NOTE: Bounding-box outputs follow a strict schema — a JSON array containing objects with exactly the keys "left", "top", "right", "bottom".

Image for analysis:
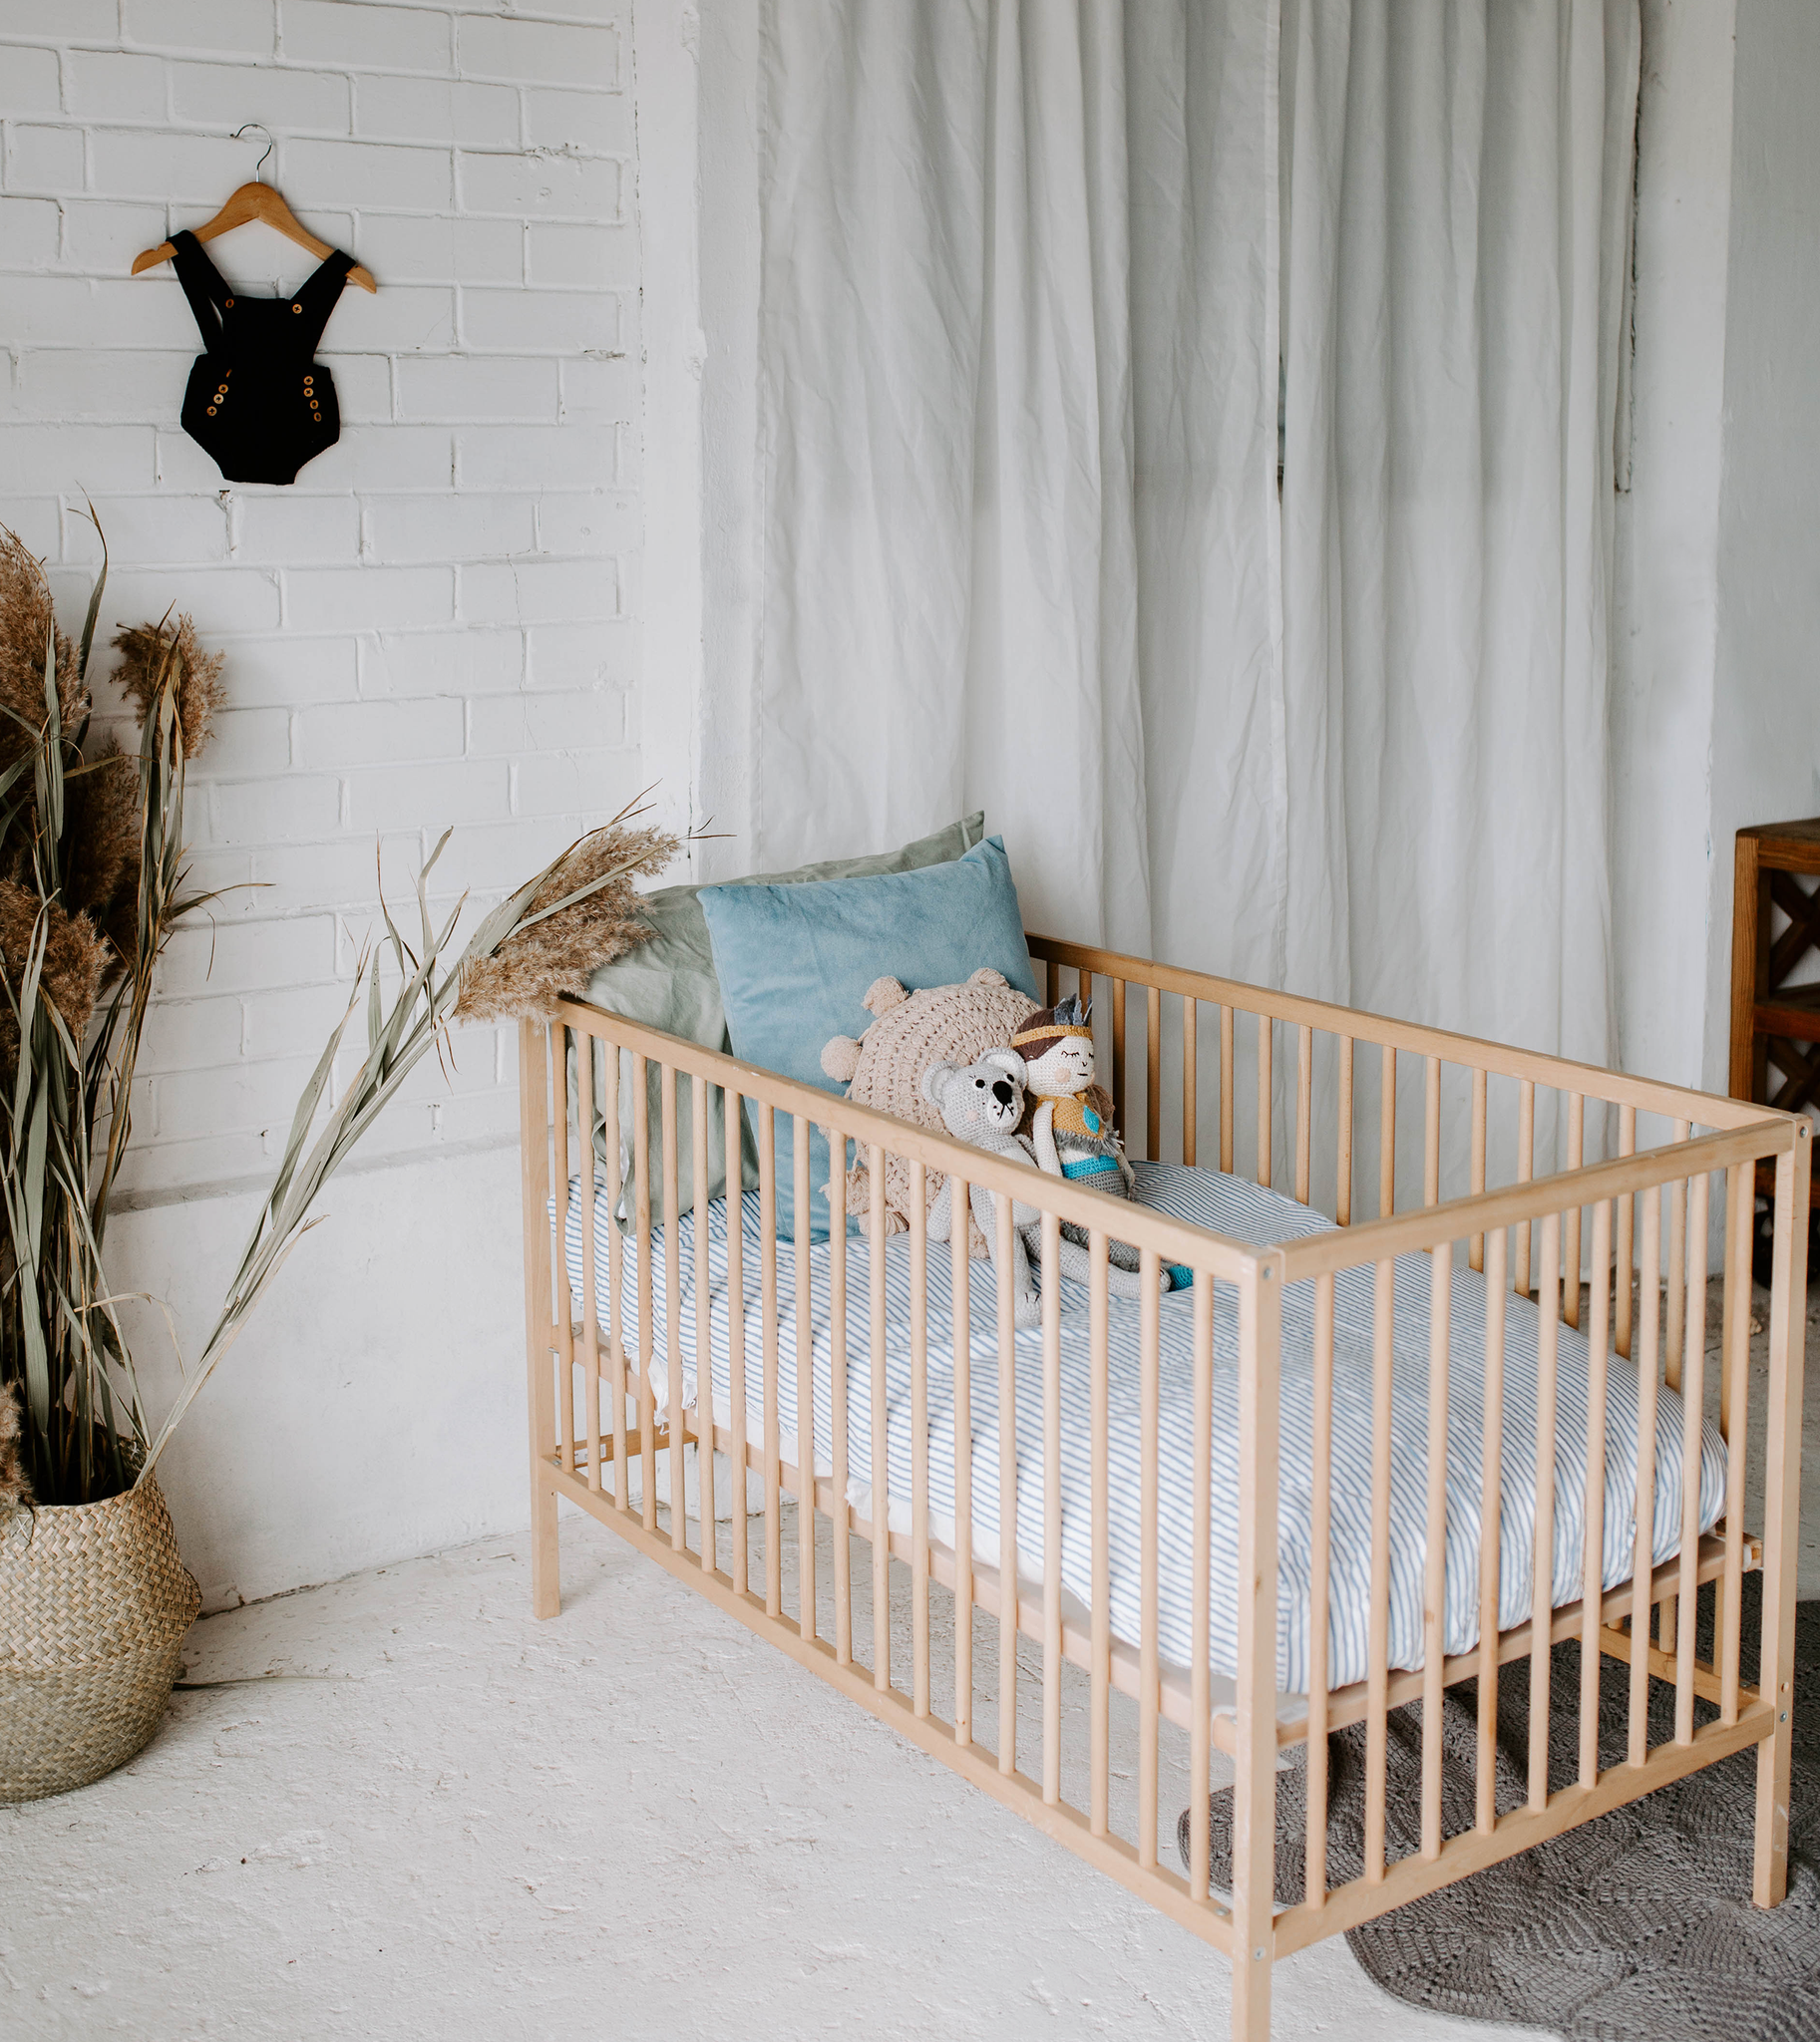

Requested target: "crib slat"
[
  {"left": 1564, "top": 1094, "right": 1585, "bottom": 1329},
  {"left": 554, "top": 1032, "right": 575, "bottom": 1479},
  {"left": 1220, "top": 1006, "right": 1236, "bottom": 1176},
  {"left": 662, "top": 1063, "right": 686, "bottom": 1555},
  {"left": 1660, "top": 1126, "right": 1690, "bottom": 1663},
  {"left": 576, "top": 1031, "right": 602, "bottom": 1499},
  {"left": 1337, "top": 1037, "right": 1355, "bottom": 1226},
  {"left": 1628, "top": 1185, "right": 1662, "bottom": 1767},
  {"left": 693, "top": 1075, "right": 711, "bottom": 1561},
  {"left": 1665, "top": 1123, "right": 1690, "bottom": 1392},
  {"left": 1422, "top": 1242, "right": 1451, "bottom": 1856},
  {"left": 1183, "top": 996, "right": 1199, "bottom": 1168},
  {"left": 1529, "top": 1212, "right": 1561, "bottom": 1811},
  {"left": 1139, "top": 1246, "right": 1162, "bottom": 1868},
  {"left": 798, "top": 1118, "right": 817, "bottom": 1641},
  {"left": 1379, "top": 1046, "right": 1396, "bottom": 1220},
  {"left": 633, "top": 1053, "right": 656, "bottom": 1533},
  {"left": 1189, "top": 1266, "right": 1215, "bottom": 1901},
  {"left": 1365, "top": 1255, "right": 1395, "bottom": 1881},
  {"left": 1113, "top": 978, "right": 1128, "bottom": 1141},
  {"left": 760, "top": 1104, "right": 781, "bottom": 1617},
  {"left": 1423, "top": 1056, "right": 1441, "bottom": 1209},
  {"left": 1616, "top": 1106, "right": 1637, "bottom": 1359},
  {"left": 951, "top": 1173, "right": 971, "bottom": 1744},
  {"left": 1046, "top": 955, "right": 1060, "bottom": 1005},
  {"left": 1515, "top": 1080, "right": 1535, "bottom": 1299},
  {"left": 1580, "top": 1200, "right": 1613, "bottom": 1789},
  {"left": 869, "top": 1145, "right": 890, "bottom": 1696},
  {"left": 1147, "top": 985, "right": 1162, "bottom": 1163},
  {"left": 1674, "top": 1169, "right": 1710, "bottom": 1744},
  {"left": 1305, "top": 1270, "right": 1335, "bottom": 1903},
  {"left": 910, "top": 1160, "right": 929, "bottom": 1716},
  {"left": 1477, "top": 1226, "right": 1508, "bottom": 1830},
  {"left": 827, "top": 1123, "right": 851, "bottom": 1664},
  {"left": 1295, "top": 1024, "right": 1313, "bottom": 1204},
  {"left": 1089, "top": 1229, "right": 1111, "bottom": 1838},
  {"left": 1258, "top": 1013, "right": 1274, "bottom": 1190},
  {"left": 997, "top": 1188, "right": 1018, "bottom": 1776},
  {"left": 606, "top": 1043, "right": 626, "bottom": 1509},
  {"left": 1469, "top": 1069, "right": 1488, "bottom": 1271},
  {"left": 1042, "top": 1213, "right": 1063, "bottom": 1808},
  {"left": 725, "top": 1088, "right": 745, "bottom": 1593},
  {"left": 1719, "top": 1161, "right": 1752, "bottom": 1722}
]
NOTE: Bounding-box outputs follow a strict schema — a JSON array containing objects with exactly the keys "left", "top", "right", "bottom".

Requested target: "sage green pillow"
[{"left": 566, "top": 814, "right": 985, "bottom": 1220}]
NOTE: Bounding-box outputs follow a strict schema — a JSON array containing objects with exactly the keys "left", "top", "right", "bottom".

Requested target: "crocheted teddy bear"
[{"left": 820, "top": 967, "right": 1039, "bottom": 1252}]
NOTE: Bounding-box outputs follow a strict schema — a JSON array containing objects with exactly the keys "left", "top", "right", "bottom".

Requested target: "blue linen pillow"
[{"left": 698, "top": 837, "right": 1039, "bottom": 1241}]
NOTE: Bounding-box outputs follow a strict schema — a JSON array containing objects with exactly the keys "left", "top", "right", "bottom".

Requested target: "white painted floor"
[{"left": 4, "top": 1279, "right": 1814, "bottom": 2042}]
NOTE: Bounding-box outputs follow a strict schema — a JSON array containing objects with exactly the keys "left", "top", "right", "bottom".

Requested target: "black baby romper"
[{"left": 171, "top": 229, "right": 355, "bottom": 486}]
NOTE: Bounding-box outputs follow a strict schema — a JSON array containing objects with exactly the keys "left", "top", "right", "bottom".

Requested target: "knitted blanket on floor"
[{"left": 1184, "top": 1576, "right": 1820, "bottom": 2042}]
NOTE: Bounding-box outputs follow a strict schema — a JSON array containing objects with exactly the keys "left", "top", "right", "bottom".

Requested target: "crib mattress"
[{"left": 557, "top": 1162, "right": 1726, "bottom": 1696}]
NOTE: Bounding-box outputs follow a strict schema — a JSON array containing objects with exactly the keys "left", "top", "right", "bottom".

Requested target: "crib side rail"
[
  {"left": 520, "top": 998, "right": 1264, "bottom": 1959},
  {"left": 1261, "top": 1106, "right": 1807, "bottom": 1951}
]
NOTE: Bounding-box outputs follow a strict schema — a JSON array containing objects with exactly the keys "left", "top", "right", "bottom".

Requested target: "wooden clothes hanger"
[{"left": 132, "top": 125, "right": 378, "bottom": 293}]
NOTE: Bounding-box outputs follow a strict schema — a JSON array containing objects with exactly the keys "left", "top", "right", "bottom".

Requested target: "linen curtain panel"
[{"left": 732, "top": 0, "right": 1639, "bottom": 1165}]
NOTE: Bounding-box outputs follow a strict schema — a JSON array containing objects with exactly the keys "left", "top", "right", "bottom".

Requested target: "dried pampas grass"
[
  {"left": 61, "top": 744, "right": 142, "bottom": 984},
  {"left": 0, "top": 530, "right": 84, "bottom": 773},
  {"left": 452, "top": 811, "right": 678, "bottom": 1023},
  {"left": 0, "top": 1380, "right": 29, "bottom": 1515},
  {"left": 0, "top": 879, "right": 108, "bottom": 1044},
  {"left": 112, "top": 615, "right": 224, "bottom": 760}
]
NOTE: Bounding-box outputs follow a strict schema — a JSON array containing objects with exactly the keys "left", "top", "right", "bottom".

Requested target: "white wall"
[
  {"left": 0, "top": 0, "right": 674, "bottom": 1605},
  {"left": 1611, "top": 0, "right": 1736, "bottom": 1095},
  {"left": 1704, "top": 0, "right": 1820, "bottom": 1081},
  {"left": 1614, "top": 0, "right": 1820, "bottom": 1107}
]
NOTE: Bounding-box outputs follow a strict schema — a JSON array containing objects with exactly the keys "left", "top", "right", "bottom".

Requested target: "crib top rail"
[
  {"left": 1272, "top": 1116, "right": 1803, "bottom": 1281},
  {"left": 547, "top": 991, "right": 1258, "bottom": 1282},
  {"left": 1025, "top": 931, "right": 1785, "bottom": 1135}
]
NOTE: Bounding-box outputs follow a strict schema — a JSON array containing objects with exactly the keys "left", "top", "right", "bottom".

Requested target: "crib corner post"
[
  {"left": 1232, "top": 1249, "right": 1283, "bottom": 2040},
  {"left": 1754, "top": 1123, "right": 1810, "bottom": 1906},
  {"left": 521, "top": 1015, "right": 561, "bottom": 1619}
]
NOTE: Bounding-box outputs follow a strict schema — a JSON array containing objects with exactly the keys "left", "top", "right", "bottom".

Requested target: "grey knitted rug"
[{"left": 1181, "top": 1578, "right": 1820, "bottom": 2040}]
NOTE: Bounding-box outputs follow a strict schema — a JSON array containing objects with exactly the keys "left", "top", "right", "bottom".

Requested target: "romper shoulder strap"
[
  {"left": 170, "top": 229, "right": 229, "bottom": 349},
  {"left": 292, "top": 250, "right": 356, "bottom": 350}
]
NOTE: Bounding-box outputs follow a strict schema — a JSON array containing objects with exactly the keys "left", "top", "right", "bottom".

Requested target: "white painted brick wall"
[{"left": 0, "top": 0, "right": 645, "bottom": 1198}]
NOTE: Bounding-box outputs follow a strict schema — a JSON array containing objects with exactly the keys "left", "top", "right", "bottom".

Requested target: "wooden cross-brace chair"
[{"left": 1730, "top": 818, "right": 1820, "bottom": 1276}]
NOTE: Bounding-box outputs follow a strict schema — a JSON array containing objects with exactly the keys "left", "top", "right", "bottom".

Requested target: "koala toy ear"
[
  {"left": 967, "top": 967, "right": 1009, "bottom": 989},
  {"left": 920, "top": 1061, "right": 958, "bottom": 1107},
  {"left": 863, "top": 976, "right": 910, "bottom": 1017},
  {"left": 821, "top": 1036, "right": 863, "bottom": 1084},
  {"left": 978, "top": 1048, "right": 1027, "bottom": 1085}
]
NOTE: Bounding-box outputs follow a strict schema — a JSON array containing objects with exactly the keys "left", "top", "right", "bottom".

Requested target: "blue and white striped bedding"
[{"left": 559, "top": 1163, "right": 1726, "bottom": 1695}]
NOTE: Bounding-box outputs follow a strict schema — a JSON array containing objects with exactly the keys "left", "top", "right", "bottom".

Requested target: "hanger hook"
[{"left": 232, "top": 123, "right": 274, "bottom": 181}]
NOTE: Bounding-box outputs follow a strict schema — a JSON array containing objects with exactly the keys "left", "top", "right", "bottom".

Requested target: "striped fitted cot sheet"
[{"left": 558, "top": 1162, "right": 1726, "bottom": 1696}]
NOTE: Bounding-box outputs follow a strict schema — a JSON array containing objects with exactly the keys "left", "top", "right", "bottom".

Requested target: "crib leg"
[
  {"left": 1232, "top": 1944, "right": 1273, "bottom": 2041},
  {"left": 1752, "top": 1129, "right": 1808, "bottom": 1908},
  {"left": 531, "top": 1465, "right": 561, "bottom": 1619}
]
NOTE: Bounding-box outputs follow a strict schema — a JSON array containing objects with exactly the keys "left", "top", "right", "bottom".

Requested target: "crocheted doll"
[{"left": 1010, "top": 996, "right": 1143, "bottom": 1271}]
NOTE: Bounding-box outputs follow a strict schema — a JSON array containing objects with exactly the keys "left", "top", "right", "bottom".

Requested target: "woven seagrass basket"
[{"left": 0, "top": 1475, "right": 201, "bottom": 1803}]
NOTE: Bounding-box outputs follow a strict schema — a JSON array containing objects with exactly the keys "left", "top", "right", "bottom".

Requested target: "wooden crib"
[{"left": 516, "top": 934, "right": 1810, "bottom": 2041}]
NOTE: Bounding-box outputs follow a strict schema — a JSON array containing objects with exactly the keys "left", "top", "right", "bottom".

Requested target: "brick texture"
[{"left": 0, "top": 1, "right": 641, "bottom": 1195}]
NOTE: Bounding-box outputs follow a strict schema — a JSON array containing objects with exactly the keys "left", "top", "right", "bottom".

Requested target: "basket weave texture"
[{"left": 0, "top": 1475, "right": 200, "bottom": 1803}]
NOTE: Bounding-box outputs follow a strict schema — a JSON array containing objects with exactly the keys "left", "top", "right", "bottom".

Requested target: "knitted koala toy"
[
  {"left": 921, "top": 1052, "right": 1162, "bottom": 1324},
  {"left": 820, "top": 967, "right": 1039, "bottom": 1252}
]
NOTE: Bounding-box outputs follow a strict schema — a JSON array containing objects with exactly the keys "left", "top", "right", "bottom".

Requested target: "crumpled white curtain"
[
  {"left": 731, "top": 0, "right": 1638, "bottom": 1082},
  {"left": 1279, "top": 0, "right": 1639, "bottom": 1071},
  {"left": 748, "top": 0, "right": 1276, "bottom": 953}
]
